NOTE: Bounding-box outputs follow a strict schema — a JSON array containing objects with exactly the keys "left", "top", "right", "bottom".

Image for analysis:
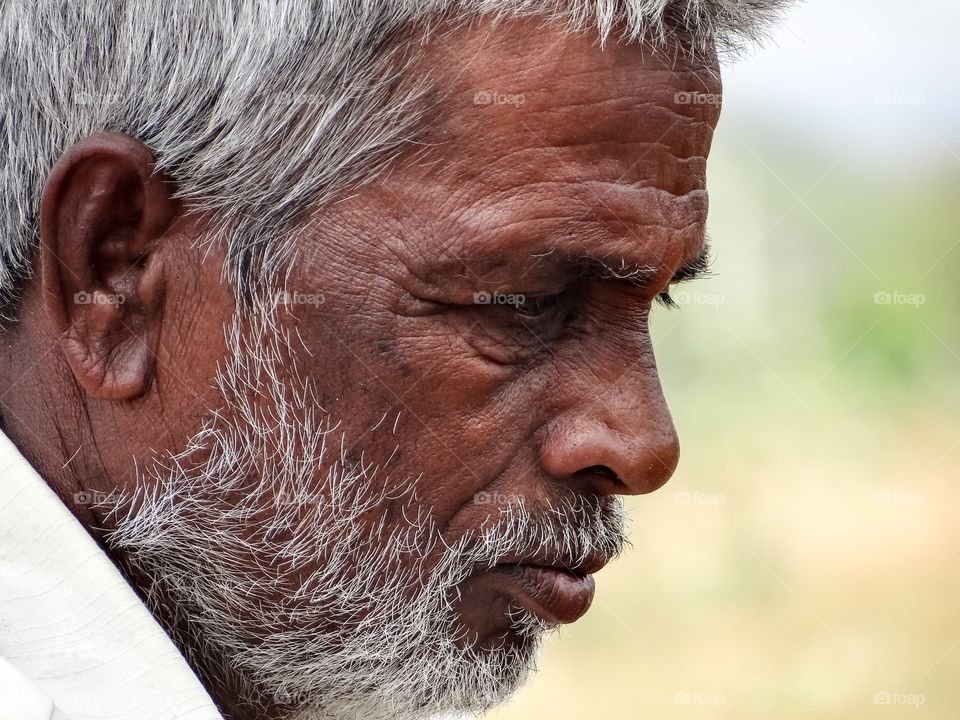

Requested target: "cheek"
[
  {"left": 279, "top": 263, "right": 557, "bottom": 525},
  {"left": 275, "top": 300, "right": 518, "bottom": 520},
  {"left": 373, "top": 332, "right": 563, "bottom": 525}
]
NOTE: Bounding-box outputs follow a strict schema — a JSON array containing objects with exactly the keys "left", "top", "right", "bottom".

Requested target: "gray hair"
[{"left": 0, "top": 0, "right": 791, "bottom": 322}]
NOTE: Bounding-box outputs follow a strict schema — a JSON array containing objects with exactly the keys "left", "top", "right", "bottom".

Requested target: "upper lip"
[{"left": 493, "top": 552, "right": 612, "bottom": 577}]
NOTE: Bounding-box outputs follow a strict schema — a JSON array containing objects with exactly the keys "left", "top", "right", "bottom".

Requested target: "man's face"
[
  {"left": 108, "top": 18, "right": 722, "bottom": 720},
  {"left": 294, "top": 18, "right": 721, "bottom": 629}
]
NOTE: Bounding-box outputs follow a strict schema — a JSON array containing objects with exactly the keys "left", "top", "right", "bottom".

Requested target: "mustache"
[{"left": 453, "top": 494, "right": 629, "bottom": 576}]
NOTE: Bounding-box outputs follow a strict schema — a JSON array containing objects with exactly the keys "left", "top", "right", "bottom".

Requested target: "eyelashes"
[{"left": 656, "top": 290, "right": 679, "bottom": 310}]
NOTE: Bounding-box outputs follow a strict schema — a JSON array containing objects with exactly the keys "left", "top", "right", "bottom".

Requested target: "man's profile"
[{"left": 0, "top": 2, "right": 789, "bottom": 718}]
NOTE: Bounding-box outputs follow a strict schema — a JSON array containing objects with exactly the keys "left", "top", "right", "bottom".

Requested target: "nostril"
[{"left": 574, "top": 464, "right": 619, "bottom": 483}]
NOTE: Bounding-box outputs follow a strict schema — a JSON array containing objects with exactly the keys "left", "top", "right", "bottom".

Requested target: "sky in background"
[{"left": 722, "top": 0, "right": 960, "bottom": 171}]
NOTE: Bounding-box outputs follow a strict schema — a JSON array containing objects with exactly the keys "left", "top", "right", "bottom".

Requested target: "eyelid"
[
  {"left": 510, "top": 291, "right": 563, "bottom": 318},
  {"left": 473, "top": 289, "right": 562, "bottom": 314}
]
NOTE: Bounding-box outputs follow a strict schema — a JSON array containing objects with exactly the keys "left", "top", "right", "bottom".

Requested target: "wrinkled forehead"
[
  {"left": 419, "top": 16, "right": 722, "bottom": 141},
  {"left": 382, "top": 18, "right": 722, "bottom": 271}
]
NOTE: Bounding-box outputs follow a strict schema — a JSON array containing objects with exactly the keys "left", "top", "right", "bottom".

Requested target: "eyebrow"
[{"left": 567, "top": 237, "right": 713, "bottom": 288}]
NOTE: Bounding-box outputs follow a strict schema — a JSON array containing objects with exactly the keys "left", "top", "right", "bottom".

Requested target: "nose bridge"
[{"left": 583, "top": 326, "right": 672, "bottom": 435}]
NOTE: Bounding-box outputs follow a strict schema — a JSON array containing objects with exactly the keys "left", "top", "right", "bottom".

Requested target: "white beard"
[{"left": 104, "top": 300, "right": 626, "bottom": 719}]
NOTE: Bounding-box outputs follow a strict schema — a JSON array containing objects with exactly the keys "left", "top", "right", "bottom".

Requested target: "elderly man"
[{"left": 0, "top": 1, "right": 787, "bottom": 719}]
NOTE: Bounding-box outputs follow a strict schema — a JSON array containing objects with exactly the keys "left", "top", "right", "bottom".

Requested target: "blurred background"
[{"left": 491, "top": 1, "right": 960, "bottom": 718}]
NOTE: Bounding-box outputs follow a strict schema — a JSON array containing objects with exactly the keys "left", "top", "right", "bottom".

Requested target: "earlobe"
[{"left": 40, "top": 133, "right": 175, "bottom": 401}]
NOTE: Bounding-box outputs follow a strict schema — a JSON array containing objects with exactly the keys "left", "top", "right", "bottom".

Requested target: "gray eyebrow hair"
[{"left": 566, "top": 237, "right": 714, "bottom": 288}]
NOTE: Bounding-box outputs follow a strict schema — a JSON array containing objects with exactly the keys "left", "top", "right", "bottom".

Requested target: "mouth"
[
  {"left": 489, "top": 564, "right": 595, "bottom": 624},
  {"left": 483, "top": 554, "right": 610, "bottom": 625}
]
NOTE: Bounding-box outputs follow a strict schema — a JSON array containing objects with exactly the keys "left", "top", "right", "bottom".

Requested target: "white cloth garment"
[{"left": 0, "top": 430, "right": 224, "bottom": 720}]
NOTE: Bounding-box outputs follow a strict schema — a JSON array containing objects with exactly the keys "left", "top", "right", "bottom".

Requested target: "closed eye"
[{"left": 511, "top": 293, "right": 561, "bottom": 319}]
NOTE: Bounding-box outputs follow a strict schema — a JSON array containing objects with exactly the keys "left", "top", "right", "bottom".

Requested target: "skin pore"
[{"left": 0, "top": 16, "right": 721, "bottom": 720}]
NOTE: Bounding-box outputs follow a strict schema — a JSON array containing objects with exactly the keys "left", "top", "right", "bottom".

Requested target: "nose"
[{"left": 538, "top": 378, "right": 681, "bottom": 497}]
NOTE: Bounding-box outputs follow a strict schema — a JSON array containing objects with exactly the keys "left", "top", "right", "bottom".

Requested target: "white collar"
[{"left": 0, "top": 429, "right": 224, "bottom": 720}]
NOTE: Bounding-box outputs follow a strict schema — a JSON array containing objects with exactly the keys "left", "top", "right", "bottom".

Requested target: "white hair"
[
  {"left": 103, "top": 298, "right": 627, "bottom": 718},
  {"left": 0, "top": 0, "right": 791, "bottom": 322}
]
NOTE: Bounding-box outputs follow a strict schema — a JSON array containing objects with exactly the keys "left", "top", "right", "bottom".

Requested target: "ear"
[{"left": 40, "top": 132, "right": 176, "bottom": 401}]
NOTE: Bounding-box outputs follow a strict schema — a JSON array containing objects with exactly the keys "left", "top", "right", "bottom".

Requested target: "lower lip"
[{"left": 491, "top": 564, "right": 596, "bottom": 624}]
